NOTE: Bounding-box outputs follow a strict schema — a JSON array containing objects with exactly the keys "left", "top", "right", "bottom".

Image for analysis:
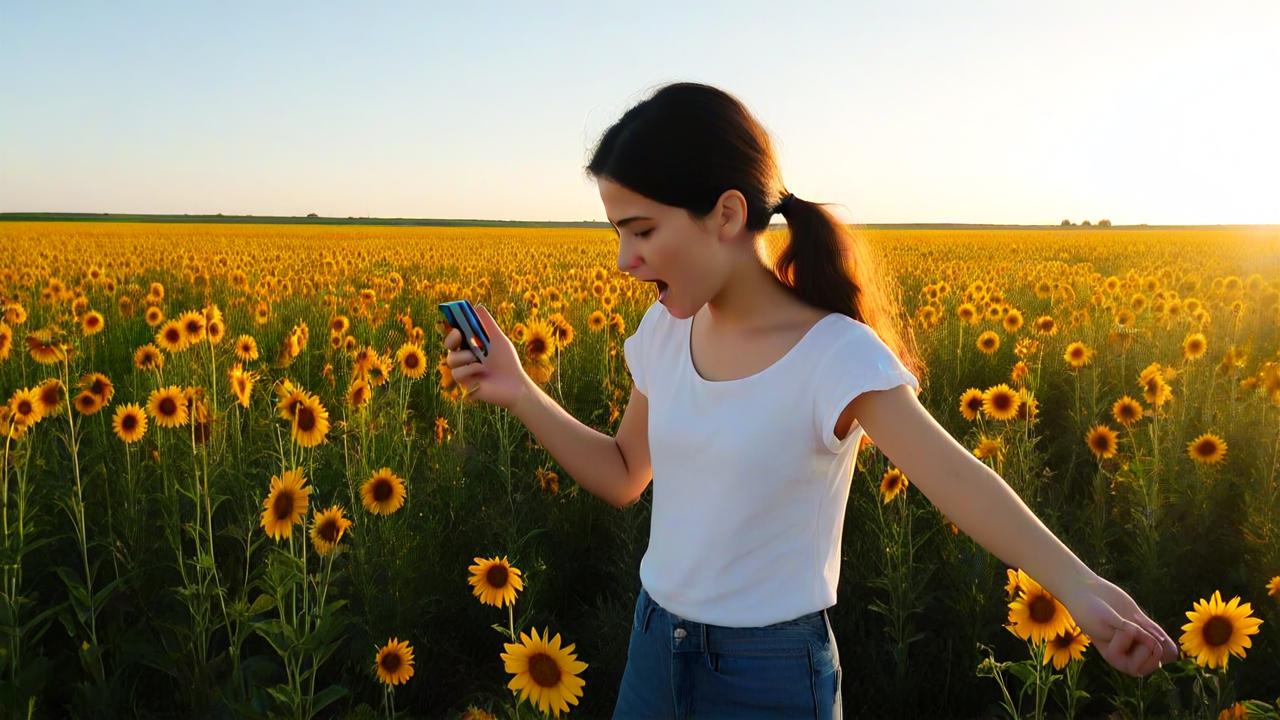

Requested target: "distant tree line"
[{"left": 1061, "top": 218, "right": 1112, "bottom": 226}]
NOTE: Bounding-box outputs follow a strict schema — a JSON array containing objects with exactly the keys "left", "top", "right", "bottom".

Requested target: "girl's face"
[{"left": 599, "top": 177, "right": 727, "bottom": 319}]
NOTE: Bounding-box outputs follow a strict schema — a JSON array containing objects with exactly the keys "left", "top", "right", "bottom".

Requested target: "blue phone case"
[{"left": 438, "top": 300, "right": 491, "bottom": 362}]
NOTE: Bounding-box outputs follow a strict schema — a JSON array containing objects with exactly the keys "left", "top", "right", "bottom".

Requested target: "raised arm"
[{"left": 846, "top": 383, "right": 1181, "bottom": 676}]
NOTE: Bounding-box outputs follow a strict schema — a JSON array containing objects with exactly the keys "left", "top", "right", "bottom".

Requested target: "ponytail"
[{"left": 773, "top": 196, "right": 926, "bottom": 387}]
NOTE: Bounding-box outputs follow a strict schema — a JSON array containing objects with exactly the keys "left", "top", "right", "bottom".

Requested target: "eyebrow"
[{"left": 608, "top": 216, "right": 652, "bottom": 229}]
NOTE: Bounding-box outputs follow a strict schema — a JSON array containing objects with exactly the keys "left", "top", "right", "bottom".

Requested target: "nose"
[{"left": 618, "top": 246, "right": 643, "bottom": 275}]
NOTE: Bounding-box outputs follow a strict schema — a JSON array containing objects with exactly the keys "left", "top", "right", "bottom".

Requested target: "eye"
[{"left": 637, "top": 229, "right": 654, "bottom": 238}]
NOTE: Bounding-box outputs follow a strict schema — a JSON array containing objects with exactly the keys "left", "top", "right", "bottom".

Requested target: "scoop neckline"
[{"left": 684, "top": 309, "right": 841, "bottom": 385}]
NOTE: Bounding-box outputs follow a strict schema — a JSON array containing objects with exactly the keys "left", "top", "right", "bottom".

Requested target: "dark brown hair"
[{"left": 586, "top": 81, "right": 925, "bottom": 388}]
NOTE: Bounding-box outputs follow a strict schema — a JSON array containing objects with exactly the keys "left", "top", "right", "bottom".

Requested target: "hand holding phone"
[
  {"left": 439, "top": 301, "right": 528, "bottom": 412},
  {"left": 438, "top": 300, "right": 491, "bottom": 363}
]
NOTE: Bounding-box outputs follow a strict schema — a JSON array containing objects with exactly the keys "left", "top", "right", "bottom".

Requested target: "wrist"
[{"left": 508, "top": 377, "right": 537, "bottom": 416}]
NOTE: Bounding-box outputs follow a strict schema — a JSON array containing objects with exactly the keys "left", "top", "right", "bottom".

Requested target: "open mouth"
[{"left": 654, "top": 279, "right": 669, "bottom": 301}]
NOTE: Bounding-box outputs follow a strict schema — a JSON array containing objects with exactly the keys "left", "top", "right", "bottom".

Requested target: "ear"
[{"left": 710, "top": 188, "right": 748, "bottom": 239}]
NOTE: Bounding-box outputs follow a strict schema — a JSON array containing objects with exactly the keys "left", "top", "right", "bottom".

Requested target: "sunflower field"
[{"left": 0, "top": 220, "right": 1278, "bottom": 719}]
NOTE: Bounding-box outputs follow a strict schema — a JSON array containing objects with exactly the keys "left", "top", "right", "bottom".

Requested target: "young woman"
[{"left": 443, "top": 82, "right": 1180, "bottom": 719}]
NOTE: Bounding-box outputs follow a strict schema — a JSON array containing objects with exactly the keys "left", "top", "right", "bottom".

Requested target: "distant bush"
[{"left": 1098, "top": 218, "right": 1112, "bottom": 226}]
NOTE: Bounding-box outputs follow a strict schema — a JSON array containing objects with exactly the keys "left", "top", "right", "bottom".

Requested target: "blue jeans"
[{"left": 613, "top": 585, "right": 842, "bottom": 719}]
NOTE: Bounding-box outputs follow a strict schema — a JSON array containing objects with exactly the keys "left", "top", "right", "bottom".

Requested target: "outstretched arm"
[{"left": 847, "top": 383, "right": 1181, "bottom": 676}]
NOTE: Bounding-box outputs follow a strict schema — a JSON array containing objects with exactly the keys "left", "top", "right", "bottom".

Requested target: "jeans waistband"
[{"left": 639, "top": 585, "right": 831, "bottom": 654}]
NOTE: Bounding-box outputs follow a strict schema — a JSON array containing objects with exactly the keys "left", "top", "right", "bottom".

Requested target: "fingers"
[
  {"left": 445, "top": 327, "right": 460, "bottom": 350},
  {"left": 1107, "top": 620, "right": 1159, "bottom": 677},
  {"left": 1132, "top": 612, "right": 1180, "bottom": 663}
]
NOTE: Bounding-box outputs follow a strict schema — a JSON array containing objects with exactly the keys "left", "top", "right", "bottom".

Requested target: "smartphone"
[{"left": 438, "top": 300, "right": 491, "bottom": 363}]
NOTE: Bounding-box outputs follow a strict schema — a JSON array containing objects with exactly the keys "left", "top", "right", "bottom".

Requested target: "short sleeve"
[
  {"left": 623, "top": 301, "right": 662, "bottom": 397},
  {"left": 814, "top": 322, "right": 920, "bottom": 453}
]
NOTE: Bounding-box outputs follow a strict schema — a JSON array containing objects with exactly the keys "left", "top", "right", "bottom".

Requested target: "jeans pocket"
[{"left": 704, "top": 646, "right": 817, "bottom": 717}]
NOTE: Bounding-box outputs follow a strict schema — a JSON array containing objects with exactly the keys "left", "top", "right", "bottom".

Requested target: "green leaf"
[
  {"left": 309, "top": 685, "right": 348, "bottom": 715},
  {"left": 248, "top": 593, "right": 277, "bottom": 616}
]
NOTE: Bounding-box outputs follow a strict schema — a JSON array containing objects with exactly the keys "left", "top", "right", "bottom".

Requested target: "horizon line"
[{"left": 2, "top": 211, "right": 1277, "bottom": 230}]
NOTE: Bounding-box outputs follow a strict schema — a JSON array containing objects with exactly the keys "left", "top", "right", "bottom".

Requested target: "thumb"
[{"left": 474, "top": 304, "right": 494, "bottom": 330}]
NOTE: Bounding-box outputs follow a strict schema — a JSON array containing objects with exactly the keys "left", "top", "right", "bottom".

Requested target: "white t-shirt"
[{"left": 622, "top": 300, "right": 921, "bottom": 627}]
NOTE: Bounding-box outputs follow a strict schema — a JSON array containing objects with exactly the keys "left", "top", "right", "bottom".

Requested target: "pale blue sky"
[{"left": 2, "top": 1, "right": 1276, "bottom": 224}]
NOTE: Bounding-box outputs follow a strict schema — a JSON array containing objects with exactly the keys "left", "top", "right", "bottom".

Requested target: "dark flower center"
[
  {"left": 1029, "top": 595, "right": 1057, "bottom": 624},
  {"left": 318, "top": 518, "right": 340, "bottom": 543},
  {"left": 486, "top": 565, "right": 509, "bottom": 588},
  {"left": 122, "top": 414, "right": 137, "bottom": 431},
  {"left": 272, "top": 490, "right": 295, "bottom": 520},
  {"left": 528, "top": 653, "right": 562, "bottom": 688},
  {"left": 1202, "top": 616, "right": 1233, "bottom": 647},
  {"left": 372, "top": 478, "right": 392, "bottom": 502},
  {"left": 380, "top": 652, "right": 401, "bottom": 673},
  {"left": 159, "top": 397, "right": 177, "bottom": 416},
  {"left": 296, "top": 406, "right": 316, "bottom": 432}
]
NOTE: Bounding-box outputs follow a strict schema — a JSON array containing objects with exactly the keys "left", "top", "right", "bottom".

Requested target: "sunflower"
[
  {"left": 329, "top": 315, "right": 349, "bottom": 335},
  {"left": 1187, "top": 432, "right": 1227, "bottom": 465},
  {"left": 228, "top": 363, "right": 256, "bottom": 408},
  {"left": 1042, "top": 625, "right": 1091, "bottom": 669},
  {"left": 290, "top": 394, "right": 330, "bottom": 447},
  {"left": 179, "top": 310, "right": 207, "bottom": 345},
  {"left": 460, "top": 706, "right": 498, "bottom": 720},
  {"left": 0, "top": 321, "right": 11, "bottom": 361},
  {"left": 373, "top": 637, "right": 415, "bottom": 686},
  {"left": 366, "top": 352, "right": 391, "bottom": 386},
  {"left": 206, "top": 318, "right": 225, "bottom": 345},
  {"left": 25, "top": 329, "right": 70, "bottom": 365},
  {"left": 361, "top": 467, "right": 406, "bottom": 515},
  {"left": 144, "top": 305, "right": 165, "bottom": 327},
  {"left": 1265, "top": 576, "right": 1279, "bottom": 598},
  {"left": 1183, "top": 332, "right": 1208, "bottom": 361},
  {"left": 500, "top": 626, "right": 588, "bottom": 719},
  {"left": 959, "top": 388, "right": 985, "bottom": 421},
  {"left": 976, "top": 330, "right": 999, "bottom": 355},
  {"left": 1111, "top": 396, "right": 1144, "bottom": 427},
  {"left": 347, "top": 377, "right": 370, "bottom": 408},
  {"left": 4, "top": 303, "right": 27, "bottom": 325},
  {"left": 234, "top": 334, "right": 259, "bottom": 361},
  {"left": 1063, "top": 341, "right": 1094, "bottom": 369},
  {"left": 1085, "top": 424, "right": 1118, "bottom": 460},
  {"left": 879, "top": 467, "right": 909, "bottom": 504},
  {"left": 111, "top": 403, "right": 148, "bottom": 444},
  {"left": 7, "top": 387, "right": 44, "bottom": 430},
  {"left": 35, "top": 378, "right": 66, "bottom": 417},
  {"left": 1179, "top": 589, "right": 1263, "bottom": 670},
  {"left": 396, "top": 343, "right": 428, "bottom": 380},
  {"left": 74, "top": 391, "right": 104, "bottom": 416},
  {"left": 982, "top": 384, "right": 1021, "bottom": 421},
  {"left": 275, "top": 380, "right": 306, "bottom": 421},
  {"left": 155, "top": 319, "right": 189, "bottom": 353},
  {"left": 79, "top": 371, "right": 114, "bottom": 406},
  {"left": 1005, "top": 568, "right": 1023, "bottom": 599},
  {"left": 147, "top": 386, "right": 190, "bottom": 428},
  {"left": 259, "top": 468, "right": 311, "bottom": 541},
  {"left": 523, "top": 320, "right": 558, "bottom": 362},
  {"left": 973, "top": 435, "right": 1005, "bottom": 462},
  {"left": 467, "top": 555, "right": 525, "bottom": 608},
  {"left": 133, "top": 343, "right": 165, "bottom": 371},
  {"left": 1008, "top": 569, "right": 1075, "bottom": 645},
  {"left": 81, "top": 310, "right": 104, "bottom": 336},
  {"left": 309, "top": 505, "right": 352, "bottom": 556}
]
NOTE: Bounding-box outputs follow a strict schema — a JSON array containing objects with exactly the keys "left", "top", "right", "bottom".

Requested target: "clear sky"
[{"left": 2, "top": 1, "right": 1276, "bottom": 225}]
